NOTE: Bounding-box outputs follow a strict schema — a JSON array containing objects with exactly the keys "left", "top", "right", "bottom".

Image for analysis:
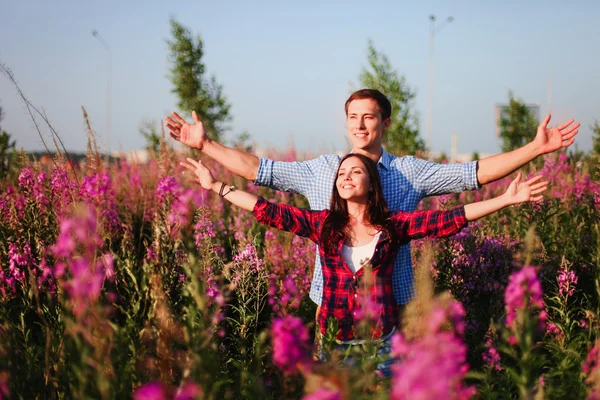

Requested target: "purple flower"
[
  {"left": 48, "top": 205, "right": 112, "bottom": 317},
  {"left": 133, "top": 382, "right": 166, "bottom": 400},
  {"left": 504, "top": 266, "right": 546, "bottom": 335},
  {"left": 271, "top": 316, "right": 312, "bottom": 374},
  {"left": 156, "top": 175, "right": 179, "bottom": 202},
  {"left": 482, "top": 337, "right": 502, "bottom": 371},
  {"left": 558, "top": 268, "right": 578, "bottom": 297},
  {"left": 233, "top": 243, "right": 263, "bottom": 272},
  {"left": 391, "top": 332, "right": 475, "bottom": 400},
  {"left": 18, "top": 167, "right": 34, "bottom": 190}
]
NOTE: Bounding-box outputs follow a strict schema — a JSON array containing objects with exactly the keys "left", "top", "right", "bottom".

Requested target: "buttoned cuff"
[
  {"left": 463, "top": 161, "right": 482, "bottom": 190},
  {"left": 452, "top": 205, "right": 468, "bottom": 229},
  {"left": 254, "top": 158, "right": 273, "bottom": 187},
  {"left": 252, "top": 196, "right": 270, "bottom": 222}
]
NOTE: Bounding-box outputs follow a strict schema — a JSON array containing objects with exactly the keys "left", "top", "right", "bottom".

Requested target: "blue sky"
[{"left": 1, "top": 0, "right": 598, "bottom": 156}]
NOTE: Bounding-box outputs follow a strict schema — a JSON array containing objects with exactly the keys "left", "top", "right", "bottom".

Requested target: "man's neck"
[{"left": 351, "top": 147, "right": 383, "bottom": 164}]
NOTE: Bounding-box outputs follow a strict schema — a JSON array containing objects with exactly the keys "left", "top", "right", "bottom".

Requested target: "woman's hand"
[
  {"left": 503, "top": 172, "right": 548, "bottom": 205},
  {"left": 180, "top": 158, "right": 215, "bottom": 190}
]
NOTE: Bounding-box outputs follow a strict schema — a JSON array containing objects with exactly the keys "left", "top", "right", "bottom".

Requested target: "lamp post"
[
  {"left": 426, "top": 15, "right": 454, "bottom": 157},
  {"left": 92, "top": 29, "right": 111, "bottom": 157}
]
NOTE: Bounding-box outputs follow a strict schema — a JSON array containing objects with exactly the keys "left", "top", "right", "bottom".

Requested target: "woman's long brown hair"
[{"left": 320, "top": 153, "right": 392, "bottom": 254}]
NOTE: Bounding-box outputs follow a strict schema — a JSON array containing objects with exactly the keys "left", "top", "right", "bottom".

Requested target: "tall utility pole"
[
  {"left": 92, "top": 30, "right": 111, "bottom": 156},
  {"left": 426, "top": 14, "right": 454, "bottom": 157}
]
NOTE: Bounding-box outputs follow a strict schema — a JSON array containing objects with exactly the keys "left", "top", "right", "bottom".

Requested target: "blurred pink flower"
[
  {"left": 303, "top": 386, "right": 342, "bottom": 400},
  {"left": 133, "top": 382, "right": 166, "bottom": 400},
  {"left": 391, "top": 332, "right": 475, "bottom": 400},
  {"left": 271, "top": 315, "right": 312, "bottom": 374},
  {"left": 505, "top": 266, "right": 546, "bottom": 333}
]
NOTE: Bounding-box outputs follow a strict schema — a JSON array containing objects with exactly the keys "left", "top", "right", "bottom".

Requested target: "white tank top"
[{"left": 342, "top": 231, "right": 381, "bottom": 274}]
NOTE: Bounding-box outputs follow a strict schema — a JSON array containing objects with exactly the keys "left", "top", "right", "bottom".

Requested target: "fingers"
[
  {"left": 524, "top": 175, "right": 543, "bottom": 185},
  {"left": 541, "top": 114, "right": 551, "bottom": 128},
  {"left": 512, "top": 171, "right": 523, "bottom": 184},
  {"left": 529, "top": 181, "right": 548, "bottom": 191},
  {"left": 562, "top": 138, "right": 575, "bottom": 147},
  {"left": 529, "top": 185, "right": 548, "bottom": 196},
  {"left": 180, "top": 162, "right": 196, "bottom": 172},
  {"left": 557, "top": 118, "right": 576, "bottom": 131},
  {"left": 531, "top": 195, "right": 545, "bottom": 202},
  {"left": 171, "top": 111, "right": 187, "bottom": 125},
  {"left": 561, "top": 126, "right": 579, "bottom": 140},
  {"left": 192, "top": 110, "right": 199, "bottom": 123},
  {"left": 169, "top": 131, "right": 181, "bottom": 142},
  {"left": 185, "top": 157, "right": 202, "bottom": 168},
  {"left": 166, "top": 122, "right": 181, "bottom": 134}
]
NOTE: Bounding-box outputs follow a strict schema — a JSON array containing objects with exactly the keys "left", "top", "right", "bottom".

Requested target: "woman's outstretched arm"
[
  {"left": 181, "top": 158, "right": 324, "bottom": 242},
  {"left": 464, "top": 172, "right": 547, "bottom": 221},
  {"left": 392, "top": 172, "right": 548, "bottom": 241}
]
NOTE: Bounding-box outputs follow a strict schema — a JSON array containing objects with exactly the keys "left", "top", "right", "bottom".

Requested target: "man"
[{"left": 166, "top": 89, "right": 579, "bottom": 312}]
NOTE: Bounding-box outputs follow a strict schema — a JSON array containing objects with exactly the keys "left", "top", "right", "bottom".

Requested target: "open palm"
[
  {"left": 504, "top": 172, "right": 548, "bottom": 205},
  {"left": 534, "top": 114, "right": 580, "bottom": 155},
  {"left": 165, "top": 111, "right": 208, "bottom": 150},
  {"left": 180, "top": 158, "right": 215, "bottom": 190}
]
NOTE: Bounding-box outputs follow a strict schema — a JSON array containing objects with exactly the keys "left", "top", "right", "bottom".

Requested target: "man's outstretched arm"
[
  {"left": 166, "top": 111, "right": 259, "bottom": 181},
  {"left": 476, "top": 114, "right": 579, "bottom": 185}
]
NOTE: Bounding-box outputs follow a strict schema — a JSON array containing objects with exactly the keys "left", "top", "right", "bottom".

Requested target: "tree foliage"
[
  {"left": 499, "top": 92, "right": 538, "bottom": 152},
  {"left": 139, "top": 119, "right": 162, "bottom": 154},
  {"left": 0, "top": 102, "right": 16, "bottom": 179},
  {"left": 167, "top": 18, "right": 231, "bottom": 142},
  {"left": 591, "top": 120, "right": 600, "bottom": 156},
  {"left": 358, "top": 39, "right": 424, "bottom": 155}
]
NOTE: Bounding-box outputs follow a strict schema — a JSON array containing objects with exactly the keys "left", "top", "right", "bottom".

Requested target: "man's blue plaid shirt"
[{"left": 254, "top": 149, "right": 480, "bottom": 305}]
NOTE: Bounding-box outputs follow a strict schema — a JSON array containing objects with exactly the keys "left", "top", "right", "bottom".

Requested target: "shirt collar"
[
  {"left": 378, "top": 148, "right": 392, "bottom": 170},
  {"left": 348, "top": 147, "right": 391, "bottom": 170}
]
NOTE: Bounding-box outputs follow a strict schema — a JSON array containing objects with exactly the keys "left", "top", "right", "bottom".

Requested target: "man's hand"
[
  {"left": 180, "top": 158, "right": 215, "bottom": 190},
  {"left": 503, "top": 172, "right": 548, "bottom": 205},
  {"left": 165, "top": 111, "right": 208, "bottom": 150},
  {"left": 534, "top": 114, "right": 580, "bottom": 155}
]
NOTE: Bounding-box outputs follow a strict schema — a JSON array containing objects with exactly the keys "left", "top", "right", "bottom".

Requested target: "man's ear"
[{"left": 382, "top": 118, "right": 391, "bottom": 130}]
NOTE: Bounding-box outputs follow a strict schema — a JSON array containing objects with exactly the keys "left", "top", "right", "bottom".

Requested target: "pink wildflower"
[
  {"left": 504, "top": 266, "right": 546, "bottom": 334},
  {"left": 391, "top": 332, "right": 475, "bottom": 400},
  {"left": 303, "top": 386, "right": 342, "bottom": 400},
  {"left": 558, "top": 268, "right": 578, "bottom": 297},
  {"left": 133, "top": 382, "right": 166, "bottom": 400},
  {"left": 271, "top": 316, "right": 312, "bottom": 374}
]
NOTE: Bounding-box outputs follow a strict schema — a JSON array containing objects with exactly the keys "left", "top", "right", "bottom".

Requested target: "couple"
[{"left": 167, "top": 89, "right": 578, "bottom": 369}]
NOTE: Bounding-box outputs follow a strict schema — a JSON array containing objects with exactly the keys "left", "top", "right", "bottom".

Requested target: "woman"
[{"left": 181, "top": 153, "right": 547, "bottom": 375}]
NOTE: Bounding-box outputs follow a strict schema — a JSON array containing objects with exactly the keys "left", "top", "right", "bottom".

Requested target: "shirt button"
[
  {"left": 354, "top": 294, "right": 358, "bottom": 298},
  {"left": 353, "top": 276, "right": 356, "bottom": 280}
]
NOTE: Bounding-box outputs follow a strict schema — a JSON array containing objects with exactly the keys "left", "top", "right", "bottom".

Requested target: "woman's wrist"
[{"left": 211, "top": 181, "right": 222, "bottom": 193}]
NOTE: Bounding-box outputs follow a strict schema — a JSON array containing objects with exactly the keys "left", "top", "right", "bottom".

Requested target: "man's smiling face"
[{"left": 345, "top": 98, "right": 390, "bottom": 156}]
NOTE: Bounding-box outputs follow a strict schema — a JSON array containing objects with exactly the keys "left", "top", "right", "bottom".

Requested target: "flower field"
[{"left": 0, "top": 147, "right": 598, "bottom": 399}]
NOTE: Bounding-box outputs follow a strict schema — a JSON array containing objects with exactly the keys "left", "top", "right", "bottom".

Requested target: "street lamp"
[
  {"left": 426, "top": 14, "right": 454, "bottom": 157},
  {"left": 92, "top": 29, "right": 111, "bottom": 157}
]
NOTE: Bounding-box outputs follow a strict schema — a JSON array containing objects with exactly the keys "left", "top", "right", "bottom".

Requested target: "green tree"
[
  {"left": 591, "top": 120, "right": 600, "bottom": 156},
  {"left": 358, "top": 39, "right": 424, "bottom": 155},
  {"left": 499, "top": 92, "right": 538, "bottom": 152},
  {"left": 139, "top": 119, "right": 162, "bottom": 154},
  {"left": 167, "top": 18, "right": 231, "bottom": 142},
  {"left": 0, "top": 103, "right": 16, "bottom": 179}
]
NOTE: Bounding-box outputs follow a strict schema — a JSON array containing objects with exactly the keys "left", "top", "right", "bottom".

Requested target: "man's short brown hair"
[{"left": 345, "top": 89, "right": 392, "bottom": 120}]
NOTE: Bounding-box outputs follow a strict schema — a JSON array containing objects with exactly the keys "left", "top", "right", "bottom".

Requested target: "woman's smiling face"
[{"left": 335, "top": 155, "right": 371, "bottom": 202}]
